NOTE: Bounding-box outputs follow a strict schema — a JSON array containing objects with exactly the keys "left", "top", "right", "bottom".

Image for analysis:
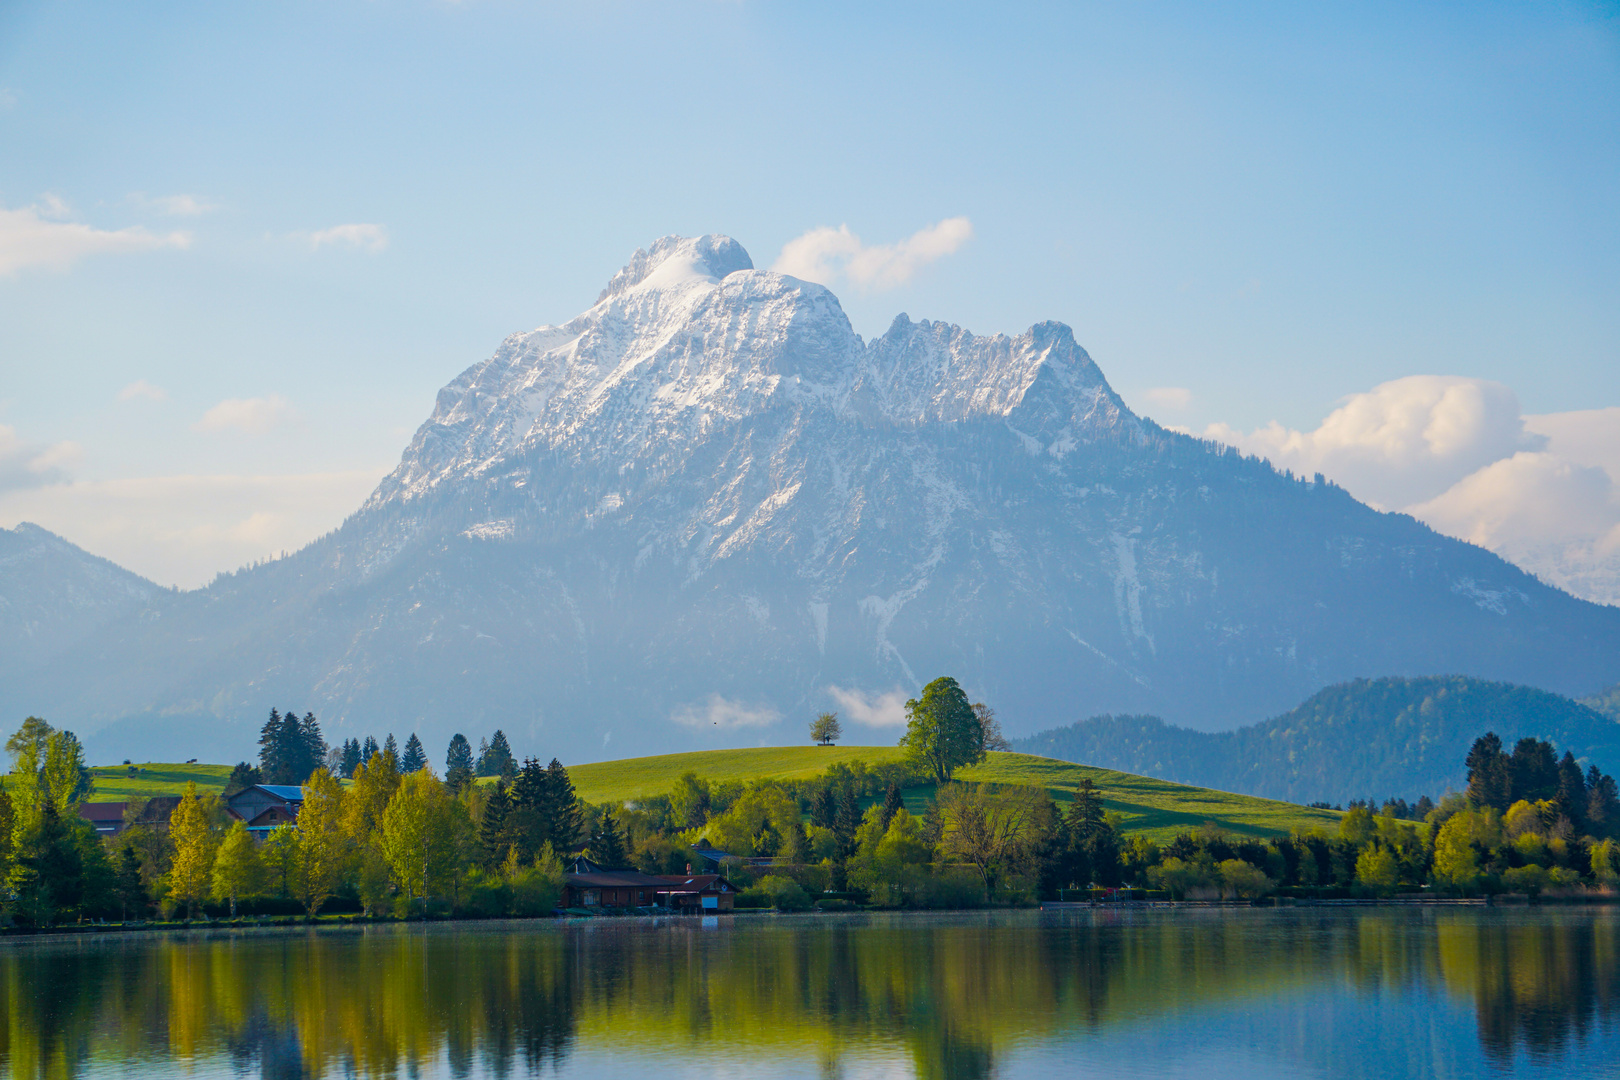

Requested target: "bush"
[
  {"left": 757, "top": 875, "right": 812, "bottom": 911},
  {"left": 914, "top": 869, "right": 986, "bottom": 909},
  {"left": 815, "top": 897, "right": 858, "bottom": 912}
]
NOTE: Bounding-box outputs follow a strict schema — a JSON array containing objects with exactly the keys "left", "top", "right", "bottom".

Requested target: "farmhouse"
[
  {"left": 563, "top": 856, "right": 737, "bottom": 911},
  {"left": 225, "top": 784, "right": 305, "bottom": 832}
]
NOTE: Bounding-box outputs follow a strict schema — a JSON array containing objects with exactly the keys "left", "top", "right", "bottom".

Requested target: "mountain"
[
  {"left": 1582, "top": 683, "right": 1620, "bottom": 723},
  {"left": 1011, "top": 676, "right": 1620, "bottom": 804},
  {"left": 5, "top": 234, "right": 1620, "bottom": 765}
]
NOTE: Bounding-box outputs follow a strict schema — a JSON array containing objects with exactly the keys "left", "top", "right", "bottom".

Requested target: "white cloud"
[
  {"left": 1203, "top": 378, "right": 1620, "bottom": 606},
  {"left": 1142, "top": 387, "right": 1193, "bottom": 411},
  {"left": 772, "top": 217, "right": 972, "bottom": 290},
  {"left": 0, "top": 199, "right": 191, "bottom": 276},
  {"left": 826, "top": 685, "right": 910, "bottom": 728},
  {"left": 193, "top": 395, "right": 293, "bottom": 435},
  {"left": 0, "top": 425, "right": 81, "bottom": 492},
  {"left": 131, "top": 192, "right": 216, "bottom": 217},
  {"left": 670, "top": 694, "right": 781, "bottom": 730},
  {"left": 0, "top": 469, "right": 388, "bottom": 589},
  {"left": 1203, "top": 376, "right": 1541, "bottom": 510},
  {"left": 307, "top": 223, "right": 389, "bottom": 253},
  {"left": 117, "top": 380, "right": 168, "bottom": 403}
]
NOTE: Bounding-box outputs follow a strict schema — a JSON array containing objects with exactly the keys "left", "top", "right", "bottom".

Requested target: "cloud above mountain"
[
  {"left": 1203, "top": 380, "right": 1620, "bottom": 605},
  {"left": 772, "top": 217, "right": 972, "bottom": 290}
]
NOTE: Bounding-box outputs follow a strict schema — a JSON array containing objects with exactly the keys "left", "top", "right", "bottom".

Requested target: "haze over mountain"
[{"left": 3, "top": 235, "right": 1619, "bottom": 765}]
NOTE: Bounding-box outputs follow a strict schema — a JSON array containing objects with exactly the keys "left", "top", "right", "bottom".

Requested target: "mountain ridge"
[{"left": 3, "top": 234, "right": 1619, "bottom": 764}]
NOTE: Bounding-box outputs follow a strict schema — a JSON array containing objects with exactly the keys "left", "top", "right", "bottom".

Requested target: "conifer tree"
[
  {"left": 445, "top": 734, "right": 475, "bottom": 792},
  {"left": 480, "top": 730, "right": 517, "bottom": 782},
  {"left": 590, "top": 809, "right": 628, "bottom": 868},
  {"left": 882, "top": 781, "right": 904, "bottom": 827},
  {"left": 402, "top": 734, "right": 427, "bottom": 773},
  {"left": 1556, "top": 752, "right": 1589, "bottom": 828},
  {"left": 115, "top": 844, "right": 146, "bottom": 921},
  {"left": 10, "top": 798, "right": 82, "bottom": 925},
  {"left": 1464, "top": 733, "right": 1511, "bottom": 809},
  {"left": 383, "top": 734, "right": 399, "bottom": 761},
  {"left": 507, "top": 758, "right": 549, "bottom": 861},
  {"left": 340, "top": 739, "right": 363, "bottom": 778},
  {"left": 834, "top": 785, "right": 862, "bottom": 855},
  {"left": 258, "top": 709, "right": 287, "bottom": 784},
  {"left": 544, "top": 758, "right": 583, "bottom": 855},
  {"left": 480, "top": 783, "right": 512, "bottom": 868},
  {"left": 362, "top": 735, "right": 380, "bottom": 761},
  {"left": 811, "top": 786, "right": 836, "bottom": 830},
  {"left": 223, "top": 762, "right": 262, "bottom": 796},
  {"left": 298, "top": 712, "right": 327, "bottom": 781}
]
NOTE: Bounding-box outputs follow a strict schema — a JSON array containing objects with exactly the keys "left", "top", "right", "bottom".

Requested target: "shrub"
[
  {"left": 914, "top": 869, "right": 987, "bottom": 909},
  {"left": 757, "top": 875, "right": 812, "bottom": 911}
]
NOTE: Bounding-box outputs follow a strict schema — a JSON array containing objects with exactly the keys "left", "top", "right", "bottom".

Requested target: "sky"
[{"left": 1, "top": 0, "right": 1617, "bottom": 596}]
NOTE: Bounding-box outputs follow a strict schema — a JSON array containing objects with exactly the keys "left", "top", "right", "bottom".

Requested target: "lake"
[{"left": 2, "top": 906, "right": 1617, "bottom": 1079}]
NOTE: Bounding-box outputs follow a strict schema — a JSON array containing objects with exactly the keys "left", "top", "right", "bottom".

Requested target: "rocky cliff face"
[{"left": 6, "top": 235, "right": 1618, "bottom": 764}]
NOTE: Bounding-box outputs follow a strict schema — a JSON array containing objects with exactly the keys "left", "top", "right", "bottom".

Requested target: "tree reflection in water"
[{"left": 0, "top": 909, "right": 1614, "bottom": 1079}]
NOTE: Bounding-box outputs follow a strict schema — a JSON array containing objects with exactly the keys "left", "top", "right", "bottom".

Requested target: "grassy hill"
[
  {"left": 1014, "top": 675, "right": 1620, "bottom": 805},
  {"left": 569, "top": 746, "right": 1339, "bottom": 842},
  {"left": 82, "top": 762, "right": 232, "bottom": 801}
]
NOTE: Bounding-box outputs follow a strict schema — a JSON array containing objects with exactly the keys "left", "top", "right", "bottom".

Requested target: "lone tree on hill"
[
  {"left": 901, "top": 676, "right": 986, "bottom": 784},
  {"left": 810, "top": 712, "right": 842, "bottom": 746}
]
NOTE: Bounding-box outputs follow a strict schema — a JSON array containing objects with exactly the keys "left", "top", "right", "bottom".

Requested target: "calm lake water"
[{"left": 2, "top": 907, "right": 1618, "bottom": 1079}]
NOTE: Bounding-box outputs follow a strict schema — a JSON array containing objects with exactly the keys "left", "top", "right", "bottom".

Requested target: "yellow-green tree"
[
  {"left": 1355, "top": 846, "right": 1400, "bottom": 894},
  {"left": 4, "top": 716, "right": 53, "bottom": 830},
  {"left": 168, "top": 781, "right": 217, "bottom": 919},
  {"left": 40, "top": 729, "right": 93, "bottom": 811},
  {"left": 848, "top": 808, "right": 933, "bottom": 906},
  {"left": 1433, "top": 807, "right": 1500, "bottom": 892},
  {"left": 343, "top": 750, "right": 402, "bottom": 843},
  {"left": 294, "top": 768, "right": 347, "bottom": 918},
  {"left": 380, "top": 770, "right": 460, "bottom": 917},
  {"left": 211, "top": 821, "right": 265, "bottom": 917}
]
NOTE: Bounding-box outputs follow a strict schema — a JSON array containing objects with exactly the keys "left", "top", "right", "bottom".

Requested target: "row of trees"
[{"left": 257, "top": 710, "right": 523, "bottom": 792}]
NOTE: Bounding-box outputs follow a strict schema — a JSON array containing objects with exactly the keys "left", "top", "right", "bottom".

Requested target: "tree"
[
  {"left": 1588, "top": 768, "right": 1620, "bottom": 836},
  {"left": 211, "top": 822, "right": 264, "bottom": 918},
  {"left": 258, "top": 708, "right": 289, "bottom": 783},
  {"left": 297, "top": 712, "right": 328, "bottom": 782},
  {"left": 293, "top": 769, "right": 346, "bottom": 918},
  {"left": 6, "top": 716, "right": 54, "bottom": 829},
  {"left": 41, "top": 730, "right": 93, "bottom": 810},
  {"left": 168, "top": 781, "right": 217, "bottom": 920},
  {"left": 1464, "top": 733, "right": 1510, "bottom": 809},
  {"left": 672, "top": 771, "right": 712, "bottom": 828},
  {"left": 223, "top": 762, "right": 262, "bottom": 797},
  {"left": 445, "top": 734, "right": 475, "bottom": 791},
  {"left": 1556, "top": 752, "right": 1589, "bottom": 828},
  {"left": 402, "top": 733, "right": 427, "bottom": 773},
  {"left": 383, "top": 734, "right": 399, "bottom": 761},
  {"left": 589, "top": 809, "right": 628, "bottom": 867},
  {"left": 882, "top": 781, "right": 904, "bottom": 827},
  {"left": 1509, "top": 737, "right": 1560, "bottom": 804},
  {"left": 9, "top": 798, "right": 84, "bottom": 925},
  {"left": 339, "top": 740, "right": 364, "bottom": 779},
  {"left": 343, "top": 749, "right": 402, "bottom": 845},
  {"left": 973, "top": 703, "right": 1012, "bottom": 752},
  {"left": 480, "top": 783, "right": 512, "bottom": 867},
  {"left": 810, "top": 786, "right": 836, "bottom": 831},
  {"left": 544, "top": 759, "right": 582, "bottom": 854},
  {"left": 936, "top": 782, "right": 1043, "bottom": 890},
  {"left": 1064, "top": 779, "right": 1123, "bottom": 886},
  {"left": 115, "top": 844, "right": 146, "bottom": 920},
  {"left": 1355, "top": 846, "right": 1400, "bottom": 894},
  {"left": 901, "top": 676, "right": 985, "bottom": 784},
  {"left": 810, "top": 712, "right": 842, "bottom": 746},
  {"left": 380, "top": 770, "right": 458, "bottom": 917},
  {"left": 476, "top": 730, "right": 517, "bottom": 781},
  {"left": 262, "top": 826, "right": 298, "bottom": 899},
  {"left": 361, "top": 735, "right": 380, "bottom": 761}
]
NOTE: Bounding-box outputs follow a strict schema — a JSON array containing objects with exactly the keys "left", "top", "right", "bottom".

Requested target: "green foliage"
[
  {"left": 401, "top": 734, "right": 427, "bottom": 774},
  {"left": 445, "top": 734, "right": 475, "bottom": 792},
  {"left": 257, "top": 708, "right": 327, "bottom": 786},
  {"left": 222, "top": 762, "right": 262, "bottom": 797},
  {"left": 901, "top": 676, "right": 986, "bottom": 784},
  {"left": 810, "top": 712, "right": 842, "bottom": 746}
]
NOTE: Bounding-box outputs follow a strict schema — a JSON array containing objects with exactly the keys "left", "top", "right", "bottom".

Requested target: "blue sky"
[{"left": 1, "top": 1, "right": 1618, "bottom": 589}]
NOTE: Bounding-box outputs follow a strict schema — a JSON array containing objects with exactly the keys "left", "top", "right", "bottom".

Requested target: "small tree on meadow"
[{"left": 810, "top": 712, "right": 842, "bottom": 746}]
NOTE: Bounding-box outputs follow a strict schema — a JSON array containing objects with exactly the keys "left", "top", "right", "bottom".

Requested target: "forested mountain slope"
[
  {"left": 1012, "top": 676, "right": 1620, "bottom": 804},
  {"left": 4, "top": 235, "right": 1620, "bottom": 764}
]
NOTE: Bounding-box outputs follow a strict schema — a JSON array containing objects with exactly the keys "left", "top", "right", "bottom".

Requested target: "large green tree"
[{"left": 901, "top": 676, "right": 986, "bottom": 784}]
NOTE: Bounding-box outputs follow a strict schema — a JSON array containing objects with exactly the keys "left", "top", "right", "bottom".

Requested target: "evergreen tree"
[
  {"left": 1588, "top": 768, "right": 1620, "bottom": 836},
  {"left": 834, "top": 785, "right": 862, "bottom": 856},
  {"left": 10, "top": 800, "right": 84, "bottom": 925},
  {"left": 383, "top": 734, "right": 399, "bottom": 761},
  {"left": 297, "top": 713, "right": 327, "bottom": 783},
  {"left": 1064, "top": 778, "right": 1123, "bottom": 886},
  {"left": 589, "top": 808, "right": 628, "bottom": 868},
  {"left": 507, "top": 758, "right": 550, "bottom": 861},
  {"left": 1509, "top": 737, "right": 1560, "bottom": 804},
  {"left": 258, "top": 708, "right": 287, "bottom": 784},
  {"left": 1464, "top": 732, "right": 1511, "bottom": 809},
  {"left": 340, "top": 739, "right": 363, "bottom": 778},
  {"left": 810, "top": 786, "right": 837, "bottom": 830},
  {"left": 900, "top": 676, "right": 986, "bottom": 783},
  {"left": 881, "top": 781, "right": 904, "bottom": 827},
  {"left": 401, "top": 733, "right": 427, "bottom": 773},
  {"left": 223, "top": 762, "right": 262, "bottom": 797},
  {"left": 480, "top": 730, "right": 517, "bottom": 782},
  {"left": 361, "top": 735, "right": 380, "bottom": 761},
  {"left": 475, "top": 737, "right": 493, "bottom": 776},
  {"left": 544, "top": 759, "right": 583, "bottom": 855},
  {"left": 115, "top": 844, "right": 146, "bottom": 921},
  {"left": 1556, "top": 751, "right": 1589, "bottom": 828},
  {"left": 480, "top": 783, "right": 513, "bottom": 867},
  {"left": 445, "top": 734, "right": 475, "bottom": 791}
]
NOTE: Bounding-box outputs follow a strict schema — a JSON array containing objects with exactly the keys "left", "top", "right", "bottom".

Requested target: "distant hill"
[
  {"left": 1583, "top": 683, "right": 1620, "bottom": 723},
  {"left": 1011, "top": 676, "right": 1620, "bottom": 805}
]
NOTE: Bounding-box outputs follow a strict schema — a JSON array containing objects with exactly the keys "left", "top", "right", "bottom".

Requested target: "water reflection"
[{"left": 0, "top": 908, "right": 1615, "bottom": 1079}]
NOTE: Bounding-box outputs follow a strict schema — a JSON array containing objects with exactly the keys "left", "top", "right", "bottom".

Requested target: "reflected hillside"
[{"left": 1, "top": 910, "right": 1617, "bottom": 1079}]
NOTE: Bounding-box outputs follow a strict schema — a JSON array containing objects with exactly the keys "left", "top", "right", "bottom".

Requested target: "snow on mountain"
[{"left": 6, "top": 235, "right": 1620, "bottom": 765}]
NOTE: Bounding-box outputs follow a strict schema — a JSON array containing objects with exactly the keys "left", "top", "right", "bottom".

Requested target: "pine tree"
[
  {"left": 115, "top": 844, "right": 146, "bottom": 921},
  {"left": 1509, "top": 737, "right": 1560, "bottom": 804},
  {"left": 297, "top": 713, "right": 327, "bottom": 783},
  {"left": 383, "top": 734, "right": 399, "bottom": 761},
  {"left": 340, "top": 739, "right": 363, "bottom": 778},
  {"left": 445, "top": 734, "right": 475, "bottom": 791},
  {"left": 834, "top": 785, "right": 862, "bottom": 856},
  {"left": 1588, "top": 768, "right": 1620, "bottom": 836},
  {"left": 1557, "top": 752, "right": 1589, "bottom": 828},
  {"left": 258, "top": 709, "right": 286, "bottom": 783},
  {"left": 402, "top": 734, "right": 427, "bottom": 773},
  {"left": 475, "top": 737, "right": 493, "bottom": 777},
  {"left": 480, "top": 783, "right": 512, "bottom": 867},
  {"left": 483, "top": 730, "right": 517, "bottom": 782},
  {"left": 223, "top": 762, "right": 262, "bottom": 797},
  {"left": 362, "top": 735, "right": 380, "bottom": 761},
  {"left": 1464, "top": 732, "right": 1511, "bottom": 809},
  {"left": 811, "top": 787, "right": 836, "bottom": 830},
  {"left": 544, "top": 759, "right": 582, "bottom": 855},
  {"left": 881, "top": 781, "right": 904, "bottom": 827},
  {"left": 590, "top": 809, "right": 628, "bottom": 868},
  {"left": 507, "top": 758, "right": 549, "bottom": 861}
]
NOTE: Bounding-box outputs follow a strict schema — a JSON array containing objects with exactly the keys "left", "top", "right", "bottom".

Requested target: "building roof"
[
  {"left": 231, "top": 784, "right": 305, "bottom": 802},
  {"left": 567, "top": 870, "right": 676, "bottom": 889},
  {"left": 78, "top": 802, "right": 127, "bottom": 821}
]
